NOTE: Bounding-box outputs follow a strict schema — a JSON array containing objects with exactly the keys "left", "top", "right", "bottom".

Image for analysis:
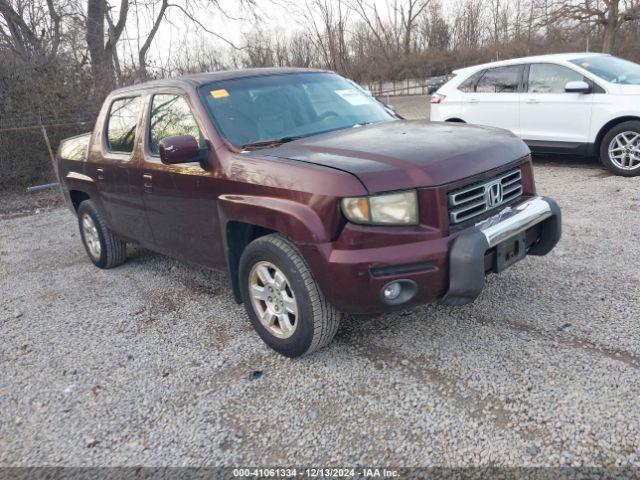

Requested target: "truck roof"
[{"left": 112, "top": 67, "right": 330, "bottom": 94}]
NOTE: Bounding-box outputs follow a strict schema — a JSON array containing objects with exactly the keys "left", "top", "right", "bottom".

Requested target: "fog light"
[
  {"left": 379, "top": 279, "right": 418, "bottom": 306},
  {"left": 383, "top": 282, "right": 402, "bottom": 300}
]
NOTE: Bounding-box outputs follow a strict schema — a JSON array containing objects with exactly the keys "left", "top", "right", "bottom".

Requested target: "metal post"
[
  {"left": 38, "top": 117, "right": 64, "bottom": 197},
  {"left": 40, "top": 121, "right": 56, "bottom": 167}
]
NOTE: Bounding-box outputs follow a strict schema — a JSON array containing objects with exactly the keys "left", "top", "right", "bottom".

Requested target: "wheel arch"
[
  {"left": 225, "top": 221, "right": 277, "bottom": 303},
  {"left": 69, "top": 190, "right": 91, "bottom": 211},
  {"left": 218, "top": 195, "right": 333, "bottom": 304},
  {"left": 595, "top": 116, "right": 640, "bottom": 153},
  {"left": 445, "top": 118, "right": 466, "bottom": 123}
]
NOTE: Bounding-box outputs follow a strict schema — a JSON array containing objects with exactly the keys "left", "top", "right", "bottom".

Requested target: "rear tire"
[
  {"left": 239, "top": 234, "right": 341, "bottom": 357},
  {"left": 77, "top": 200, "right": 127, "bottom": 269},
  {"left": 599, "top": 121, "right": 640, "bottom": 176}
]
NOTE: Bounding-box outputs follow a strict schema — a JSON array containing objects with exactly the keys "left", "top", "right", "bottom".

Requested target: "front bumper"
[
  {"left": 300, "top": 195, "right": 561, "bottom": 314},
  {"left": 440, "top": 196, "right": 561, "bottom": 305}
]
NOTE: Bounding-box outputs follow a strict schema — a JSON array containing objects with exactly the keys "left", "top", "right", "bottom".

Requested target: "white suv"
[{"left": 431, "top": 53, "right": 640, "bottom": 176}]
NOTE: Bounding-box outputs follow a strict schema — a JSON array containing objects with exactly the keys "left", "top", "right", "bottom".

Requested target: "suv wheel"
[
  {"left": 77, "top": 200, "right": 127, "bottom": 269},
  {"left": 239, "top": 234, "right": 341, "bottom": 357},
  {"left": 600, "top": 121, "right": 640, "bottom": 176}
]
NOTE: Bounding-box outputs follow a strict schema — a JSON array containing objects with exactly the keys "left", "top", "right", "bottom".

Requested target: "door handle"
[
  {"left": 468, "top": 98, "right": 480, "bottom": 103},
  {"left": 143, "top": 173, "right": 153, "bottom": 193},
  {"left": 525, "top": 98, "right": 540, "bottom": 104},
  {"left": 96, "top": 167, "right": 105, "bottom": 181}
]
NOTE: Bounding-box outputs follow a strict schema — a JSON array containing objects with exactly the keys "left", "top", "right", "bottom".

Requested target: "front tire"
[
  {"left": 600, "top": 121, "right": 640, "bottom": 176},
  {"left": 77, "top": 200, "right": 127, "bottom": 269},
  {"left": 239, "top": 234, "right": 341, "bottom": 357}
]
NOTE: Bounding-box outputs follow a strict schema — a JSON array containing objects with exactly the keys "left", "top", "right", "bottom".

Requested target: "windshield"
[
  {"left": 570, "top": 56, "right": 640, "bottom": 85},
  {"left": 199, "top": 72, "right": 395, "bottom": 149}
]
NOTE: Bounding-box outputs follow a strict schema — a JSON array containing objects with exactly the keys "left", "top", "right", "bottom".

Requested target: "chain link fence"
[
  {"left": 0, "top": 117, "right": 97, "bottom": 188},
  {"left": 366, "top": 78, "right": 432, "bottom": 97},
  {"left": 0, "top": 58, "right": 101, "bottom": 189}
]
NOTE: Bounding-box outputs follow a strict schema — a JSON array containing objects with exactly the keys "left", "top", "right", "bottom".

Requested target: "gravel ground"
[
  {"left": 388, "top": 94, "right": 430, "bottom": 120},
  {"left": 0, "top": 188, "right": 64, "bottom": 220},
  {"left": 1, "top": 96, "right": 640, "bottom": 468}
]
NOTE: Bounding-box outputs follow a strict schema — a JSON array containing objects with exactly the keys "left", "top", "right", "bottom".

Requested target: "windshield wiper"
[
  {"left": 352, "top": 121, "right": 375, "bottom": 128},
  {"left": 241, "top": 136, "right": 303, "bottom": 151}
]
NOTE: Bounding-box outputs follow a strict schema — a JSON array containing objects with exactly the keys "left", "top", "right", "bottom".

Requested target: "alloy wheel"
[
  {"left": 608, "top": 131, "right": 640, "bottom": 170},
  {"left": 81, "top": 214, "right": 101, "bottom": 260},
  {"left": 248, "top": 261, "right": 298, "bottom": 339}
]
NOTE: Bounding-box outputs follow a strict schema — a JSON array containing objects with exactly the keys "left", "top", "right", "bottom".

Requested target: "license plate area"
[{"left": 495, "top": 232, "right": 527, "bottom": 273}]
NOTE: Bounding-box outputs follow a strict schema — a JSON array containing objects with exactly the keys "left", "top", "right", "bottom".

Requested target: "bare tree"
[
  {"left": 451, "top": 0, "right": 486, "bottom": 49},
  {"left": 137, "top": 0, "right": 169, "bottom": 78},
  {"left": 421, "top": 1, "right": 450, "bottom": 49},
  {"left": 303, "top": 0, "right": 351, "bottom": 73},
  {"left": 555, "top": 0, "right": 640, "bottom": 53},
  {"left": 86, "top": 0, "right": 128, "bottom": 88},
  {"left": 345, "top": 0, "right": 396, "bottom": 63},
  {"left": 0, "top": 0, "right": 64, "bottom": 60},
  {"left": 396, "top": 0, "right": 431, "bottom": 56}
]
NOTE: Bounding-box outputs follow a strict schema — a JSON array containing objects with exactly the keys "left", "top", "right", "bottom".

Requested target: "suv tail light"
[{"left": 431, "top": 94, "right": 446, "bottom": 104}]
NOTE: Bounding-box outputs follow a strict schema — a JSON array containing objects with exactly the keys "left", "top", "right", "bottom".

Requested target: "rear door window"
[
  {"left": 475, "top": 65, "right": 522, "bottom": 93},
  {"left": 458, "top": 71, "right": 484, "bottom": 92},
  {"left": 527, "top": 64, "right": 584, "bottom": 93},
  {"left": 149, "top": 94, "right": 204, "bottom": 155},
  {"left": 106, "top": 97, "right": 142, "bottom": 154}
]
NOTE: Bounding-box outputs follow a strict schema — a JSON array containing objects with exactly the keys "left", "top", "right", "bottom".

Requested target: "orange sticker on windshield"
[{"left": 210, "top": 89, "right": 229, "bottom": 99}]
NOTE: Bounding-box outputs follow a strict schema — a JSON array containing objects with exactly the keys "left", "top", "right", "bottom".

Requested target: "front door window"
[
  {"left": 149, "top": 94, "right": 204, "bottom": 155},
  {"left": 527, "top": 64, "right": 584, "bottom": 93}
]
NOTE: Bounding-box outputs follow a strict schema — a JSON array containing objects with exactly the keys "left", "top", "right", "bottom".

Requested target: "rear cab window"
[{"left": 106, "top": 96, "right": 142, "bottom": 155}]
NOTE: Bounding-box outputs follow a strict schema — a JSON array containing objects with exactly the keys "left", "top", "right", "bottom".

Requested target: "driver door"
[
  {"left": 141, "top": 92, "right": 223, "bottom": 267},
  {"left": 520, "top": 63, "right": 594, "bottom": 145}
]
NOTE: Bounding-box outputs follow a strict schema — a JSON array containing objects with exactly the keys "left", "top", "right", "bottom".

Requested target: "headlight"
[{"left": 341, "top": 190, "right": 418, "bottom": 225}]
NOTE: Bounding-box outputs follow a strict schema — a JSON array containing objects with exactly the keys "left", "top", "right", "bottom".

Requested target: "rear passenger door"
[
  {"left": 462, "top": 65, "right": 523, "bottom": 134},
  {"left": 96, "top": 95, "right": 153, "bottom": 242},
  {"left": 519, "top": 63, "right": 594, "bottom": 145}
]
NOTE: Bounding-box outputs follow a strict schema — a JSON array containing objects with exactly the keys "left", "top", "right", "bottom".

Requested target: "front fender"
[
  {"left": 217, "top": 194, "right": 338, "bottom": 304},
  {"left": 217, "top": 194, "right": 333, "bottom": 244}
]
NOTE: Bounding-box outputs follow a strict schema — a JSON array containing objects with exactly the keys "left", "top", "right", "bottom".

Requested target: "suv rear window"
[{"left": 106, "top": 97, "right": 142, "bottom": 154}]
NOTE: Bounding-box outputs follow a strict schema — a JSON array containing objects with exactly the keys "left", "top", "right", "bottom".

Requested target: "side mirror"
[
  {"left": 565, "top": 80, "right": 591, "bottom": 94},
  {"left": 159, "top": 135, "right": 200, "bottom": 164}
]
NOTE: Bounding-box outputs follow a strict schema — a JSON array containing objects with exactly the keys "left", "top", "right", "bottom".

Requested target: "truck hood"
[{"left": 261, "top": 120, "right": 530, "bottom": 193}]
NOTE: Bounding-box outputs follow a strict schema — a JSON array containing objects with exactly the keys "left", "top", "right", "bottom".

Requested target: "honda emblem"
[{"left": 486, "top": 181, "right": 504, "bottom": 208}]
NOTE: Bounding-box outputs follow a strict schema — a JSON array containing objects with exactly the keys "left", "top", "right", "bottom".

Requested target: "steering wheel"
[{"left": 318, "top": 111, "right": 340, "bottom": 121}]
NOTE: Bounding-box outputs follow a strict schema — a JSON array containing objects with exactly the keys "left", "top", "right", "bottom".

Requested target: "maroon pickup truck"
[{"left": 56, "top": 68, "right": 561, "bottom": 357}]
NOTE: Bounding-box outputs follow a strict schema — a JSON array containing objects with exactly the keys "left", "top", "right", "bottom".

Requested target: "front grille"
[{"left": 447, "top": 168, "right": 522, "bottom": 224}]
